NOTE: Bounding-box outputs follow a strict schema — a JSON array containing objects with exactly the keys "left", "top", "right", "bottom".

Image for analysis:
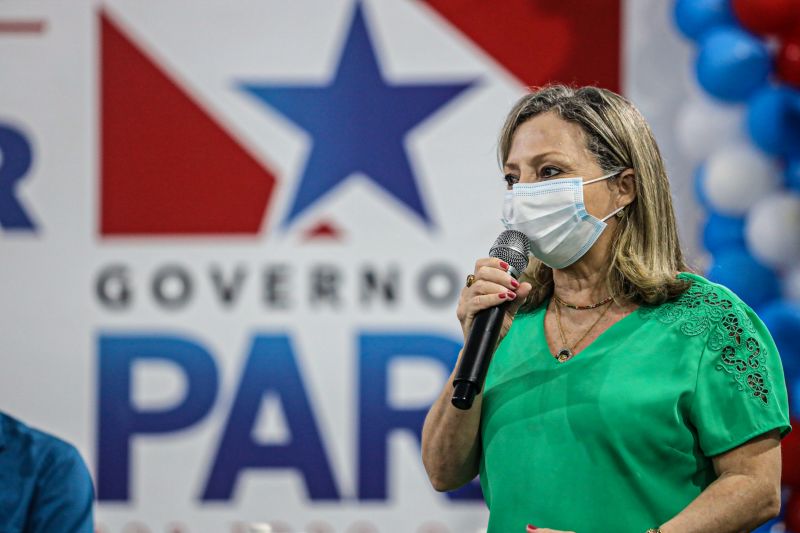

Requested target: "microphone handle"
[{"left": 451, "top": 302, "right": 510, "bottom": 410}]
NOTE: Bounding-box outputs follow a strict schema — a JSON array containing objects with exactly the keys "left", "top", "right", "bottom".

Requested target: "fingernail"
[
  {"left": 526, "top": 526, "right": 538, "bottom": 532},
  {"left": 499, "top": 261, "right": 509, "bottom": 270},
  {"left": 510, "top": 279, "right": 519, "bottom": 288},
  {"left": 506, "top": 291, "right": 516, "bottom": 299},
  {"left": 498, "top": 293, "right": 506, "bottom": 299}
]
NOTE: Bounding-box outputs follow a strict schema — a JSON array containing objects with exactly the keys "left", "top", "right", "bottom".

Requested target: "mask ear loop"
[
  {"left": 589, "top": 169, "right": 627, "bottom": 222},
  {"left": 583, "top": 169, "right": 624, "bottom": 186},
  {"left": 601, "top": 205, "right": 625, "bottom": 222}
]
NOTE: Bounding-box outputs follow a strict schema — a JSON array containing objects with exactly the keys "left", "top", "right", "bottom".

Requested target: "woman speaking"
[{"left": 421, "top": 85, "right": 791, "bottom": 533}]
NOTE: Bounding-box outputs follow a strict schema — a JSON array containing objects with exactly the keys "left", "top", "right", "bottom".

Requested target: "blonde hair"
[{"left": 498, "top": 85, "right": 691, "bottom": 311}]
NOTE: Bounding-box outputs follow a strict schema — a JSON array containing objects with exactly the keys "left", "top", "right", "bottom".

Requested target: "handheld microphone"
[{"left": 451, "top": 230, "right": 530, "bottom": 410}]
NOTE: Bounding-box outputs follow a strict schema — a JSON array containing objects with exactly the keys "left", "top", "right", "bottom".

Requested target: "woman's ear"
[{"left": 614, "top": 168, "right": 637, "bottom": 207}]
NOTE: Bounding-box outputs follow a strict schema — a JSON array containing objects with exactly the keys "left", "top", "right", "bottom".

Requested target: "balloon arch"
[{"left": 673, "top": 0, "right": 800, "bottom": 530}]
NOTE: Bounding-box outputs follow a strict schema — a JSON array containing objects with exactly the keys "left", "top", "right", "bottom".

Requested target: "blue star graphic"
[{"left": 240, "top": 4, "right": 475, "bottom": 228}]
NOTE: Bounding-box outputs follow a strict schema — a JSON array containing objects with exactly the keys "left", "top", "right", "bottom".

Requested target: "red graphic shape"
[
  {"left": 302, "top": 219, "right": 342, "bottom": 241},
  {"left": 101, "top": 11, "right": 275, "bottom": 235},
  {"left": 422, "top": 0, "right": 620, "bottom": 92}
]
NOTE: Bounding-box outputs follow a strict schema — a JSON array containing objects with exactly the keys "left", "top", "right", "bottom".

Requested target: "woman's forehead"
[
  {"left": 509, "top": 113, "right": 588, "bottom": 158},
  {"left": 505, "top": 113, "right": 592, "bottom": 167}
]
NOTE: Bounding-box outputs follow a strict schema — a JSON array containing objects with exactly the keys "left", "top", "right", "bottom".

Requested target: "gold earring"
[{"left": 616, "top": 209, "right": 625, "bottom": 219}]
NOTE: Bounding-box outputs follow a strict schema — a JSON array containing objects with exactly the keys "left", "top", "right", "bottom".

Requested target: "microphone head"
[{"left": 489, "top": 230, "right": 530, "bottom": 279}]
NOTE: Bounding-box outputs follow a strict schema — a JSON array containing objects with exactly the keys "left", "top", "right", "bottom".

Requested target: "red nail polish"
[
  {"left": 507, "top": 291, "right": 516, "bottom": 299},
  {"left": 498, "top": 293, "right": 506, "bottom": 299},
  {"left": 510, "top": 279, "right": 519, "bottom": 288},
  {"left": 499, "top": 260, "right": 509, "bottom": 270},
  {"left": 526, "top": 526, "right": 538, "bottom": 531}
]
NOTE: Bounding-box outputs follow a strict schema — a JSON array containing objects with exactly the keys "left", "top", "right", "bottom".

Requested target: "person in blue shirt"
[{"left": 0, "top": 411, "right": 94, "bottom": 532}]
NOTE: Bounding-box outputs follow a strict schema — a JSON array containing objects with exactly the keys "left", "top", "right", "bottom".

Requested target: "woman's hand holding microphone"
[
  {"left": 421, "top": 231, "right": 532, "bottom": 488},
  {"left": 455, "top": 258, "right": 578, "bottom": 533},
  {"left": 456, "top": 257, "right": 532, "bottom": 343}
]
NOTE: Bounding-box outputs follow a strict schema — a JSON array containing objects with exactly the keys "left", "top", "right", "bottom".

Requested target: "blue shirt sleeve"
[{"left": 27, "top": 443, "right": 94, "bottom": 533}]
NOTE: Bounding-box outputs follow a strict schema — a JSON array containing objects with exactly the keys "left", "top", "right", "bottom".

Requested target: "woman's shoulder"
[
  {"left": 674, "top": 271, "right": 741, "bottom": 298},
  {"left": 668, "top": 271, "right": 747, "bottom": 305},
  {"left": 640, "top": 271, "right": 756, "bottom": 339},
  {"left": 643, "top": 272, "right": 786, "bottom": 410}
]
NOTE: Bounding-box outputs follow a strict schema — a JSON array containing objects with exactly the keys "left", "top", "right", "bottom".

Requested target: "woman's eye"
[
  {"left": 503, "top": 174, "right": 519, "bottom": 187},
  {"left": 540, "top": 166, "right": 562, "bottom": 179}
]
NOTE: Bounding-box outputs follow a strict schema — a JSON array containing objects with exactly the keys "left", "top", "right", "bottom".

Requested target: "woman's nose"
[{"left": 517, "top": 171, "right": 539, "bottom": 184}]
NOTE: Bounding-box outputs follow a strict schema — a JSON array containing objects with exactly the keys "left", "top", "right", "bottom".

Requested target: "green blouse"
[{"left": 479, "top": 272, "right": 791, "bottom": 532}]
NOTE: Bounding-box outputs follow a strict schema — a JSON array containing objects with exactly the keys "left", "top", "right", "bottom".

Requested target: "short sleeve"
[
  {"left": 28, "top": 443, "right": 95, "bottom": 533},
  {"left": 690, "top": 300, "right": 792, "bottom": 457}
]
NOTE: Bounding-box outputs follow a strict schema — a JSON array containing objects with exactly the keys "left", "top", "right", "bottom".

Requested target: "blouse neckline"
[
  {"left": 529, "top": 271, "right": 697, "bottom": 365},
  {"left": 533, "top": 296, "right": 647, "bottom": 366}
]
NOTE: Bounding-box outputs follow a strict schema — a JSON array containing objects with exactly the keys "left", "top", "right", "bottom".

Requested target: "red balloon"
[
  {"left": 732, "top": 0, "right": 800, "bottom": 37},
  {"left": 777, "top": 31, "right": 800, "bottom": 89},
  {"left": 782, "top": 419, "right": 800, "bottom": 488},
  {"left": 786, "top": 490, "right": 800, "bottom": 531}
]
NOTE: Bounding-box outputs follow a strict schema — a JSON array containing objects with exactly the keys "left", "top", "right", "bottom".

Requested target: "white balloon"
[
  {"left": 784, "top": 265, "right": 800, "bottom": 303},
  {"left": 675, "top": 95, "right": 745, "bottom": 162},
  {"left": 746, "top": 193, "right": 800, "bottom": 270},
  {"left": 702, "top": 142, "right": 781, "bottom": 216}
]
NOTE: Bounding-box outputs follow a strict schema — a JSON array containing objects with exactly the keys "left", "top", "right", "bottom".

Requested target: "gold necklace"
[
  {"left": 553, "top": 293, "right": 614, "bottom": 310},
  {"left": 553, "top": 298, "right": 613, "bottom": 363}
]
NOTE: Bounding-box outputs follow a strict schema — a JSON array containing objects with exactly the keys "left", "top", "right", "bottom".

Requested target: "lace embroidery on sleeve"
[{"left": 640, "top": 280, "right": 770, "bottom": 406}]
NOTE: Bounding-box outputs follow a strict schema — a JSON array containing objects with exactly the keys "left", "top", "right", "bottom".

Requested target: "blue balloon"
[
  {"left": 787, "top": 158, "right": 800, "bottom": 193},
  {"left": 702, "top": 213, "right": 745, "bottom": 254},
  {"left": 693, "top": 164, "right": 713, "bottom": 210},
  {"left": 696, "top": 27, "right": 771, "bottom": 102},
  {"left": 750, "top": 518, "right": 788, "bottom": 533},
  {"left": 747, "top": 86, "right": 800, "bottom": 157},
  {"left": 707, "top": 249, "right": 780, "bottom": 310},
  {"left": 761, "top": 301, "right": 800, "bottom": 385},
  {"left": 674, "top": 0, "right": 736, "bottom": 40},
  {"left": 751, "top": 518, "right": 784, "bottom": 533}
]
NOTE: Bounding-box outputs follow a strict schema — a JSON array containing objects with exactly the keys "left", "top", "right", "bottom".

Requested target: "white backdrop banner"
[{"left": 0, "top": 1, "right": 692, "bottom": 531}]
